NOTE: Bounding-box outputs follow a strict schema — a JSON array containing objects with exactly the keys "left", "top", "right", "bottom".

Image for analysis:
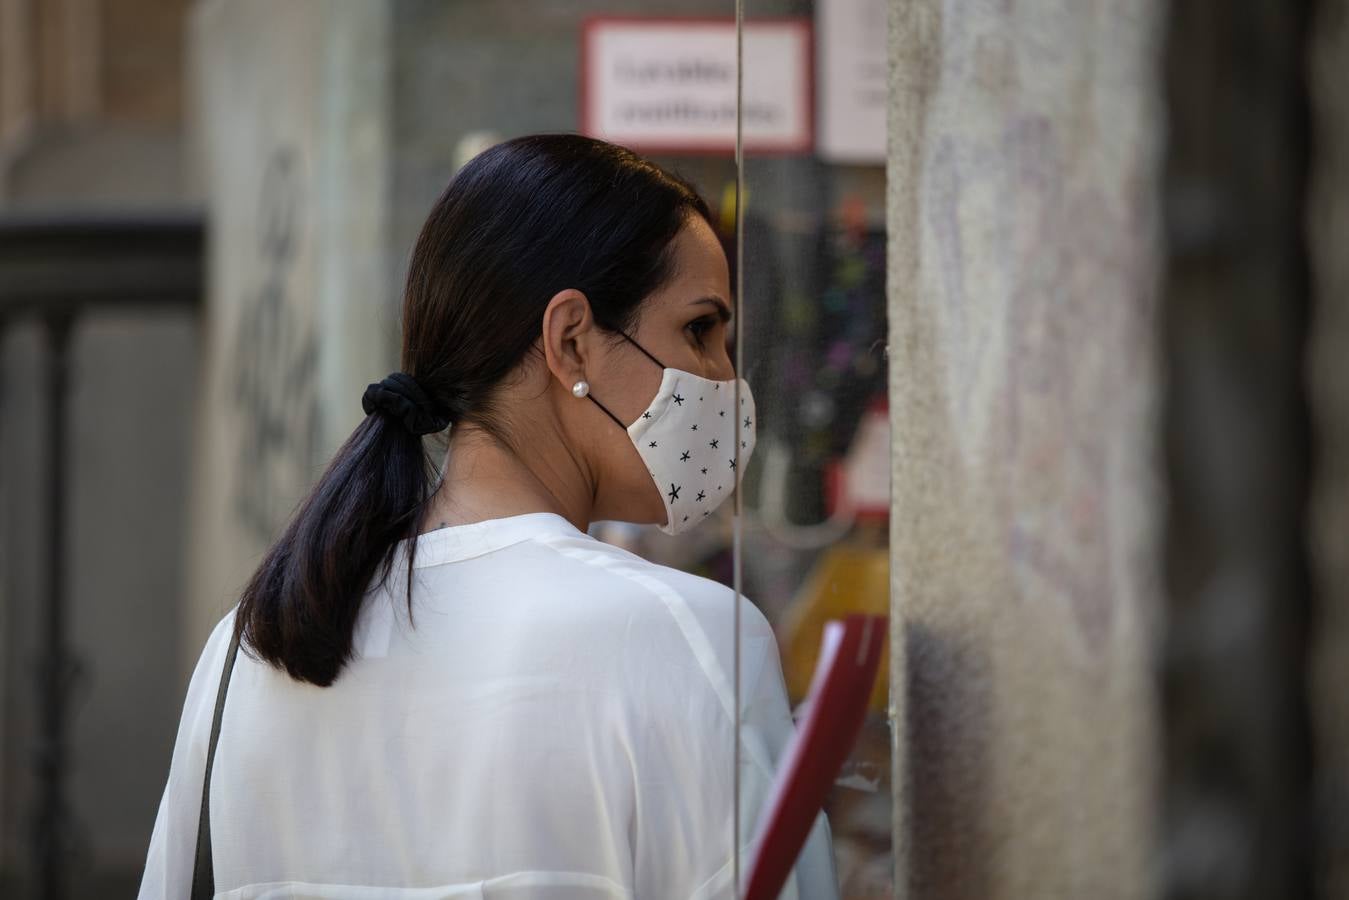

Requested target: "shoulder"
[
  {"left": 524, "top": 529, "right": 774, "bottom": 642},
  {"left": 189, "top": 606, "right": 240, "bottom": 691},
  {"left": 522, "top": 530, "right": 778, "bottom": 719}
]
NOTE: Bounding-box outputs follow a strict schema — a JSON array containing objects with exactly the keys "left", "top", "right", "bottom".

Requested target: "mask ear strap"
[
  {"left": 616, "top": 329, "right": 669, "bottom": 370},
  {"left": 582, "top": 327, "right": 666, "bottom": 430},
  {"left": 587, "top": 394, "right": 630, "bottom": 431}
]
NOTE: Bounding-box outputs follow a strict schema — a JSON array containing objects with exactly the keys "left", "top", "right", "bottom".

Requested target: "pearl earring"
[{"left": 571, "top": 380, "right": 589, "bottom": 398}]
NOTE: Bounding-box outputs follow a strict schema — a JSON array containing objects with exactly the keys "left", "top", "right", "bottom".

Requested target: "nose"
[
  {"left": 716, "top": 352, "right": 736, "bottom": 382},
  {"left": 720, "top": 334, "right": 737, "bottom": 379}
]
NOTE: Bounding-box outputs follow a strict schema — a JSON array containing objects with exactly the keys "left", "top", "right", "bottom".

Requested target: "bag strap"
[{"left": 191, "top": 626, "right": 242, "bottom": 900}]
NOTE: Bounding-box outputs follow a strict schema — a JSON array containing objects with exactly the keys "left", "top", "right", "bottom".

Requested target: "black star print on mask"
[
  {"left": 696, "top": 490, "right": 706, "bottom": 502},
  {"left": 741, "top": 441, "right": 747, "bottom": 448},
  {"left": 728, "top": 458, "right": 736, "bottom": 470},
  {"left": 679, "top": 450, "right": 691, "bottom": 461},
  {"left": 700, "top": 467, "right": 708, "bottom": 474},
  {"left": 673, "top": 393, "right": 685, "bottom": 405},
  {"left": 649, "top": 440, "right": 657, "bottom": 448},
  {"left": 667, "top": 483, "right": 681, "bottom": 502},
  {"left": 709, "top": 439, "right": 719, "bottom": 449},
  {"left": 690, "top": 423, "right": 698, "bottom": 431},
  {"left": 744, "top": 417, "right": 751, "bottom": 428},
  {"left": 719, "top": 410, "right": 725, "bottom": 417},
  {"left": 641, "top": 411, "right": 651, "bottom": 419}
]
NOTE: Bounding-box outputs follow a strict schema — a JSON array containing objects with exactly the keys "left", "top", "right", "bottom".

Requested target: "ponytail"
[{"left": 232, "top": 375, "right": 449, "bottom": 687}]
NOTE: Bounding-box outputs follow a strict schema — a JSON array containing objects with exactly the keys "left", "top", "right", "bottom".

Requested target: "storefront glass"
[
  {"left": 576, "top": 2, "right": 890, "bottom": 893},
  {"left": 732, "top": 2, "right": 891, "bottom": 894}
]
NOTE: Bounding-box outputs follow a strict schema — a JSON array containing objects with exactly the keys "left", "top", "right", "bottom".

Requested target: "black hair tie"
[{"left": 361, "top": 372, "right": 452, "bottom": 436}]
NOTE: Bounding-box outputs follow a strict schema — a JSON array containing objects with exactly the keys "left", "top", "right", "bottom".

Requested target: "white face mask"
[{"left": 587, "top": 331, "right": 757, "bottom": 535}]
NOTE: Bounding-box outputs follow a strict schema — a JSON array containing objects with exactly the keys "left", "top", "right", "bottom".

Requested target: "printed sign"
[{"left": 581, "top": 16, "right": 813, "bottom": 155}]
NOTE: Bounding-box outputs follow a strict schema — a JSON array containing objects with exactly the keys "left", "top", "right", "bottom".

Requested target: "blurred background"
[{"left": 0, "top": 0, "right": 1345, "bottom": 898}]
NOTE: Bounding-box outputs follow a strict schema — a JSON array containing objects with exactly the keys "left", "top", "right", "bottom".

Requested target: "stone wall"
[
  {"left": 1158, "top": 3, "right": 1317, "bottom": 897},
  {"left": 1310, "top": 1, "right": 1349, "bottom": 895},
  {"left": 886, "top": 2, "right": 1164, "bottom": 896}
]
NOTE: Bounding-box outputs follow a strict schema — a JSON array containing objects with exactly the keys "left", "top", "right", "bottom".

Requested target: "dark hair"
[{"left": 233, "top": 133, "right": 714, "bottom": 686}]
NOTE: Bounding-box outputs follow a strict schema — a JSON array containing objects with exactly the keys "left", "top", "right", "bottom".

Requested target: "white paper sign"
[
  {"left": 816, "top": 0, "right": 887, "bottom": 162},
  {"left": 582, "top": 17, "right": 812, "bottom": 154}
]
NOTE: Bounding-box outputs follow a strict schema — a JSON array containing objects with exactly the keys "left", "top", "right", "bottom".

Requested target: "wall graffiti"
[{"left": 230, "top": 146, "right": 323, "bottom": 543}]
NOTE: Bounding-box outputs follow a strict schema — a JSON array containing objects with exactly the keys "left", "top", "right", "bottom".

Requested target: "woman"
[{"left": 139, "top": 133, "right": 838, "bottom": 899}]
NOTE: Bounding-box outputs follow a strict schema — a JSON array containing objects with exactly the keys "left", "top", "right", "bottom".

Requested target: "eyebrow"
[{"left": 691, "top": 296, "right": 734, "bottom": 323}]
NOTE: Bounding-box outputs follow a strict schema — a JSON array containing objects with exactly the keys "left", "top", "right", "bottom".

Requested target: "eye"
[{"left": 686, "top": 316, "right": 718, "bottom": 346}]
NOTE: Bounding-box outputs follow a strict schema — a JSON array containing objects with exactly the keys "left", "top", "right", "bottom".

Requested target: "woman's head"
[
  {"left": 403, "top": 133, "right": 733, "bottom": 526},
  {"left": 235, "top": 133, "right": 732, "bottom": 685}
]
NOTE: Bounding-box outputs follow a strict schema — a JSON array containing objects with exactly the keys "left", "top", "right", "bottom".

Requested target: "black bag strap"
[{"left": 191, "top": 626, "right": 242, "bottom": 900}]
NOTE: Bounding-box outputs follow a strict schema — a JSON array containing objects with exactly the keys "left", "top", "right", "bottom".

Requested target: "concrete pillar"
[
  {"left": 886, "top": 2, "right": 1163, "bottom": 896},
  {"left": 184, "top": 0, "right": 396, "bottom": 663}
]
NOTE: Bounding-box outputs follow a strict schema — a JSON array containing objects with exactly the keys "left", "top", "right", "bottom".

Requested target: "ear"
[{"left": 540, "top": 288, "right": 595, "bottom": 389}]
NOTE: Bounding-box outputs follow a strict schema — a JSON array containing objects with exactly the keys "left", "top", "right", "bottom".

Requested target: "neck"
[{"left": 420, "top": 421, "right": 594, "bottom": 535}]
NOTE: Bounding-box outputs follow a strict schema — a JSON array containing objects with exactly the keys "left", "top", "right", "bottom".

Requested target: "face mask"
[{"left": 586, "top": 331, "right": 757, "bottom": 535}]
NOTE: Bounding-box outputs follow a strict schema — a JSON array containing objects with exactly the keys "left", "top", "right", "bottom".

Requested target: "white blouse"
[{"left": 138, "top": 511, "right": 839, "bottom": 899}]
